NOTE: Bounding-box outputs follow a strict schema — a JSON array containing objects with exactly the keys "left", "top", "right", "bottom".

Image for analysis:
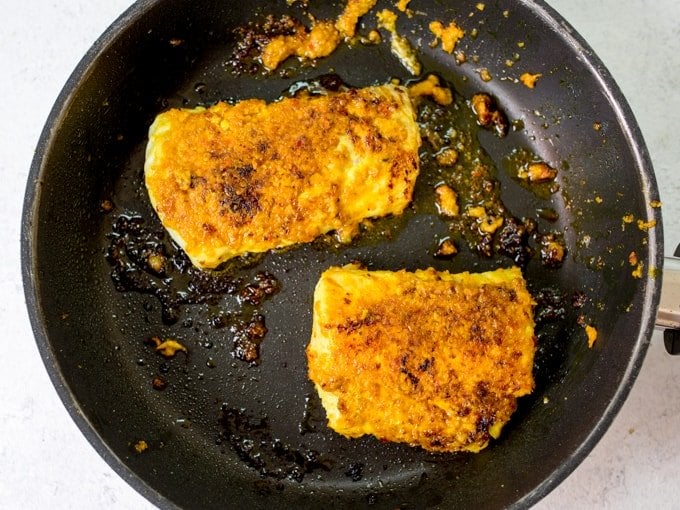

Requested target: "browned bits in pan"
[
  {"left": 239, "top": 272, "right": 279, "bottom": 306},
  {"left": 146, "top": 252, "right": 167, "bottom": 275},
  {"left": 228, "top": 15, "right": 302, "bottom": 75},
  {"left": 151, "top": 376, "right": 168, "bottom": 391},
  {"left": 435, "top": 147, "right": 458, "bottom": 166},
  {"left": 471, "top": 93, "right": 508, "bottom": 137},
  {"left": 538, "top": 233, "right": 566, "bottom": 268},
  {"left": 100, "top": 199, "right": 114, "bottom": 213},
  {"left": 233, "top": 314, "right": 268, "bottom": 364},
  {"left": 434, "top": 184, "right": 459, "bottom": 217},
  {"left": 520, "top": 162, "right": 557, "bottom": 183},
  {"left": 344, "top": 462, "right": 364, "bottom": 481},
  {"left": 435, "top": 238, "right": 458, "bottom": 258},
  {"left": 219, "top": 406, "right": 331, "bottom": 482}
]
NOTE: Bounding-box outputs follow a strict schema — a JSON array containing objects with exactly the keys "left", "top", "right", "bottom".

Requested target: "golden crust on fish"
[
  {"left": 307, "top": 265, "right": 536, "bottom": 453},
  {"left": 144, "top": 85, "right": 420, "bottom": 269}
]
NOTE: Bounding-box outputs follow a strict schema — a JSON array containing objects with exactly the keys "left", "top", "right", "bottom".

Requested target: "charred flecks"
[
  {"left": 219, "top": 405, "right": 332, "bottom": 482},
  {"left": 475, "top": 413, "right": 495, "bottom": 438},
  {"left": 228, "top": 15, "right": 303, "bottom": 75},
  {"left": 239, "top": 272, "right": 280, "bottom": 306},
  {"left": 571, "top": 291, "right": 588, "bottom": 309},
  {"left": 336, "top": 312, "right": 379, "bottom": 334},
  {"left": 106, "top": 214, "right": 279, "bottom": 329},
  {"left": 189, "top": 175, "right": 207, "bottom": 189},
  {"left": 475, "top": 381, "right": 489, "bottom": 399},
  {"left": 537, "top": 232, "right": 567, "bottom": 268},
  {"left": 458, "top": 406, "right": 471, "bottom": 417},
  {"left": 453, "top": 208, "right": 562, "bottom": 268},
  {"left": 318, "top": 73, "right": 345, "bottom": 92},
  {"left": 496, "top": 217, "right": 534, "bottom": 266},
  {"left": 202, "top": 223, "right": 217, "bottom": 234},
  {"left": 236, "top": 164, "right": 255, "bottom": 178},
  {"left": 418, "top": 357, "right": 434, "bottom": 372},
  {"left": 220, "top": 183, "right": 261, "bottom": 219},
  {"left": 534, "top": 287, "right": 589, "bottom": 326},
  {"left": 534, "top": 287, "right": 567, "bottom": 324},
  {"left": 399, "top": 354, "right": 420, "bottom": 388},
  {"left": 470, "top": 323, "right": 488, "bottom": 344},
  {"left": 473, "top": 232, "right": 494, "bottom": 258},
  {"left": 232, "top": 314, "right": 268, "bottom": 364}
]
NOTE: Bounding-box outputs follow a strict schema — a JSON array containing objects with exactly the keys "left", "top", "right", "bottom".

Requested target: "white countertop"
[{"left": 2, "top": 1, "right": 679, "bottom": 508}]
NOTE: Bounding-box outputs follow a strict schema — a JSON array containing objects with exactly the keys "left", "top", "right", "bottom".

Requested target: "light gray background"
[{"left": 1, "top": 1, "right": 678, "bottom": 508}]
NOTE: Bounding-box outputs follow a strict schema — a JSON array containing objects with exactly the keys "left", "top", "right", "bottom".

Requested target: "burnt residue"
[
  {"left": 232, "top": 313, "right": 268, "bottom": 364},
  {"left": 529, "top": 282, "right": 597, "bottom": 387},
  {"left": 417, "top": 81, "right": 566, "bottom": 269},
  {"left": 219, "top": 405, "right": 332, "bottom": 482},
  {"left": 496, "top": 216, "right": 535, "bottom": 266},
  {"left": 152, "top": 376, "right": 168, "bottom": 391},
  {"left": 537, "top": 232, "right": 567, "bottom": 268},
  {"left": 534, "top": 287, "right": 567, "bottom": 325},
  {"left": 399, "top": 354, "right": 420, "bottom": 388},
  {"left": 106, "top": 214, "right": 279, "bottom": 362},
  {"left": 227, "top": 15, "right": 305, "bottom": 75},
  {"left": 219, "top": 182, "right": 261, "bottom": 221},
  {"left": 239, "top": 272, "right": 279, "bottom": 306},
  {"left": 571, "top": 291, "right": 588, "bottom": 309}
]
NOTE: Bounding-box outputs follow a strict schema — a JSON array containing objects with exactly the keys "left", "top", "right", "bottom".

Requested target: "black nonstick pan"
[{"left": 22, "top": 0, "right": 663, "bottom": 508}]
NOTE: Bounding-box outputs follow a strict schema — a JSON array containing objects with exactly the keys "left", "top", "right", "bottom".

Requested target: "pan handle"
[{"left": 657, "top": 256, "right": 680, "bottom": 354}]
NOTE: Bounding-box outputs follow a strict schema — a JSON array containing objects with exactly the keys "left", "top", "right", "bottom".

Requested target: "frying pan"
[{"left": 21, "top": 0, "right": 662, "bottom": 508}]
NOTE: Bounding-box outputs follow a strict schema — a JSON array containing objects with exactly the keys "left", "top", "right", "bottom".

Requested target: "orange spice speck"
[
  {"left": 519, "top": 72, "right": 541, "bottom": 89},
  {"left": 585, "top": 325, "right": 597, "bottom": 348}
]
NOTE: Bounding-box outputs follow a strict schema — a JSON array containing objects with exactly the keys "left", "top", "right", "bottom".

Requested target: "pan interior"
[{"left": 24, "top": 0, "right": 661, "bottom": 509}]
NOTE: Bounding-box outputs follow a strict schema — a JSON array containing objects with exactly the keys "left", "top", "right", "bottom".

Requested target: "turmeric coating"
[
  {"left": 435, "top": 184, "right": 459, "bottom": 217},
  {"left": 145, "top": 85, "right": 421, "bottom": 269},
  {"left": 307, "top": 265, "right": 536, "bottom": 453},
  {"left": 519, "top": 72, "right": 542, "bottom": 89},
  {"left": 429, "top": 20, "right": 465, "bottom": 54},
  {"left": 408, "top": 74, "right": 453, "bottom": 106},
  {"left": 261, "top": 0, "right": 376, "bottom": 70},
  {"left": 377, "top": 9, "right": 422, "bottom": 75},
  {"left": 261, "top": 21, "right": 341, "bottom": 70}
]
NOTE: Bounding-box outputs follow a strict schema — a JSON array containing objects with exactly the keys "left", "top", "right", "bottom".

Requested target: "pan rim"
[
  {"left": 21, "top": 1, "right": 178, "bottom": 508},
  {"left": 510, "top": 0, "right": 662, "bottom": 506},
  {"left": 20, "top": 0, "right": 663, "bottom": 508}
]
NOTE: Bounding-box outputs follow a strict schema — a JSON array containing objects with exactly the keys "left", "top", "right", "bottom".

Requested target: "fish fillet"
[
  {"left": 144, "top": 85, "right": 420, "bottom": 269},
  {"left": 307, "top": 264, "right": 536, "bottom": 453}
]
